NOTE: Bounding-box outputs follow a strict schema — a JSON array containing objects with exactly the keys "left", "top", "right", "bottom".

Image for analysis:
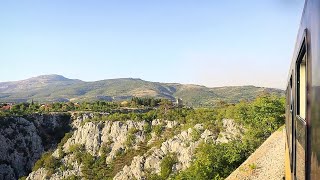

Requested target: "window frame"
[{"left": 294, "top": 29, "right": 308, "bottom": 180}]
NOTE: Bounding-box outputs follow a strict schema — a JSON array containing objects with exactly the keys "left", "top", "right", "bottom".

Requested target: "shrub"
[
  {"left": 32, "top": 151, "right": 60, "bottom": 177},
  {"left": 32, "top": 152, "right": 52, "bottom": 171},
  {"left": 249, "top": 163, "right": 257, "bottom": 170},
  {"left": 100, "top": 143, "right": 112, "bottom": 155},
  {"left": 143, "top": 123, "right": 152, "bottom": 134},
  {"left": 58, "top": 132, "right": 73, "bottom": 147},
  {"left": 174, "top": 141, "right": 247, "bottom": 179},
  {"left": 68, "top": 144, "right": 85, "bottom": 154},
  {"left": 59, "top": 149, "right": 66, "bottom": 159},
  {"left": 68, "top": 144, "right": 86, "bottom": 163},
  {"left": 125, "top": 128, "right": 138, "bottom": 147},
  {"left": 160, "top": 153, "right": 177, "bottom": 179},
  {"left": 191, "top": 128, "right": 201, "bottom": 142},
  {"left": 44, "top": 155, "right": 61, "bottom": 177},
  {"left": 146, "top": 173, "right": 164, "bottom": 180},
  {"left": 125, "top": 133, "right": 135, "bottom": 147},
  {"left": 153, "top": 124, "right": 164, "bottom": 136}
]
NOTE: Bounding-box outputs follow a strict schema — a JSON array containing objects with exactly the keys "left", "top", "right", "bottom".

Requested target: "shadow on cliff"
[
  {"left": 0, "top": 113, "right": 72, "bottom": 180},
  {"left": 27, "top": 113, "right": 72, "bottom": 151}
]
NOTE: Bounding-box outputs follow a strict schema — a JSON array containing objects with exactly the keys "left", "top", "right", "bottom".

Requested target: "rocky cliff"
[
  {"left": 24, "top": 112, "right": 243, "bottom": 180},
  {"left": 0, "top": 114, "right": 71, "bottom": 180}
]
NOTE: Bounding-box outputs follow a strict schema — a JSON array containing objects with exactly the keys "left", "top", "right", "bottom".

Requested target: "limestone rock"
[
  {"left": 63, "top": 121, "right": 104, "bottom": 156},
  {"left": 115, "top": 124, "right": 211, "bottom": 179},
  {"left": 216, "top": 119, "right": 243, "bottom": 143},
  {"left": 114, "top": 156, "right": 146, "bottom": 180},
  {"left": 26, "top": 168, "right": 48, "bottom": 180}
]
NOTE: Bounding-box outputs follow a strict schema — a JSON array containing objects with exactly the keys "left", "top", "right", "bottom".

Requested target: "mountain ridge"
[{"left": 0, "top": 75, "right": 284, "bottom": 106}]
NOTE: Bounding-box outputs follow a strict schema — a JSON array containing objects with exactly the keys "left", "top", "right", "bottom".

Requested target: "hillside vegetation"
[{"left": 0, "top": 75, "right": 283, "bottom": 106}]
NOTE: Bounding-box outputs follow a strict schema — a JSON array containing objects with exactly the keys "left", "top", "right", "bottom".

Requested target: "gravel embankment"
[{"left": 226, "top": 127, "right": 285, "bottom": 180}]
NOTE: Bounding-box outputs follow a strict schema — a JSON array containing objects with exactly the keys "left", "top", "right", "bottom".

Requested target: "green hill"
[{"left": 0, "top": 75, "right": 284, "bottom": 106}]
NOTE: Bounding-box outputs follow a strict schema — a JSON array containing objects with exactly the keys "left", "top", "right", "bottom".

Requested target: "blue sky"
[{"left": 0, "top": 0, "right": 304, "bottom": 89}]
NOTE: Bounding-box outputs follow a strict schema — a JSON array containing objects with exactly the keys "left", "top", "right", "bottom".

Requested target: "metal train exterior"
[{"left": 285, "top": 0, "right": 320, "bottom": 179}]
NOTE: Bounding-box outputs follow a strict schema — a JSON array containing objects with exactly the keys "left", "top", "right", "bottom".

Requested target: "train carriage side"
[{"left": 285, "top": 0, "right": 320, "bottom": 179}]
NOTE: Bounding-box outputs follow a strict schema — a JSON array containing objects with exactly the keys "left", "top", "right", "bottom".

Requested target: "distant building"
[
  {"left": 175, "top": 98, "right": 183, "bottom": 107},
  {"left": 121, "top": 101, "right": 129, "bottom": 107},
  {"left": 1, "top": 105, "right": 12, "bottom": 111},
  {"left": 40, "top": 104, "right": 52, "bottom": 111}
]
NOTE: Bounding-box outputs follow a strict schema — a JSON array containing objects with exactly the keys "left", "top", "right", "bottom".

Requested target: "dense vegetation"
[{"left": 19, "top": 94, "right": 284, "bottom": 179}]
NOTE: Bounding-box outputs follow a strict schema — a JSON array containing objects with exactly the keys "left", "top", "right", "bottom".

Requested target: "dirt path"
[{"left": 226, "top": 127, "right": 285, "bottom": 180}]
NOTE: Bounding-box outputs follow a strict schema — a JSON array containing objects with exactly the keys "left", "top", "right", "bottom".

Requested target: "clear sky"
[{"left": 0, "top": 0, "right": 304, "bottom": 89}]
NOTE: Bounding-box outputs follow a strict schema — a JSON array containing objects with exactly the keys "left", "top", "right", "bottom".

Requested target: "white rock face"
[
  {"left": 64, "top": 121, "right": 104, "bottom": 156},
  {"left": 26, "top": 168, "right": 48, "bottom": 180},
  {"left": 63, "top": 119, "right": 147, "bottom": 163},
  {"left": 114, "top": 156, "right": 146, "bottom": 180},
  {"left": 70, "top": 112, "right": 95, "bottom": 129},
  {"left": 151, "top": 119, "right": 179, "bottom": 129},
  {"left": 216, "top": 119, "right": 243, "bottom": 143}
]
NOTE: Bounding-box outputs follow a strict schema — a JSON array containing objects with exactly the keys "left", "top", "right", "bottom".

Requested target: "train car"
[{"left": 285, "top": 0, "right": 320, "bottom": 179}]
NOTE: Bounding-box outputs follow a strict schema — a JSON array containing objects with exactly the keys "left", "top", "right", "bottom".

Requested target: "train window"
[
  {"left": 289, "top": 77, "right": 293, "bottom": 164},
  {"left": 297, "top": 49, "right": 307, "bottom": 120},
  {"left": 290, "top": 77, "right": 293, "bottom": 114}
]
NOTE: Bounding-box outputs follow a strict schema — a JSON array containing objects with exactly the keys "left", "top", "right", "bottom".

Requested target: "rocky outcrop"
[
  {"left": 26, "top": 168, "right": 48, "bottom": 180},
  {"left": 0, "top": 114, "right": 71, "bottom": 180},
  {"left": 114, "top": 156, "right": 146, "bottom": 180},
  {"left": 216, "top": 119, "right": 244, "bottom": 143},
  {"left": 63, "top": 119, "right": 147, "bottom": 162},
  {"left": 64, "top": 121, "right": 104, "bottom": 156},
  {"left": 115, "top": 124, "right": 210, "bottom": 179},
  {"left": 114, "top": 120, "right": 243, "bottom": 179}
]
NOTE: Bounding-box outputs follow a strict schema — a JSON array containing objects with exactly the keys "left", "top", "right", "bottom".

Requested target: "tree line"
[{"left": 0, "top": 97, "right": 174, "bottom": 116}]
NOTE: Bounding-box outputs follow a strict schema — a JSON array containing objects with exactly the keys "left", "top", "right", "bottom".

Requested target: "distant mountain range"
[{"left": 0, "top": 75, "right": 284, "bottom": 106}]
